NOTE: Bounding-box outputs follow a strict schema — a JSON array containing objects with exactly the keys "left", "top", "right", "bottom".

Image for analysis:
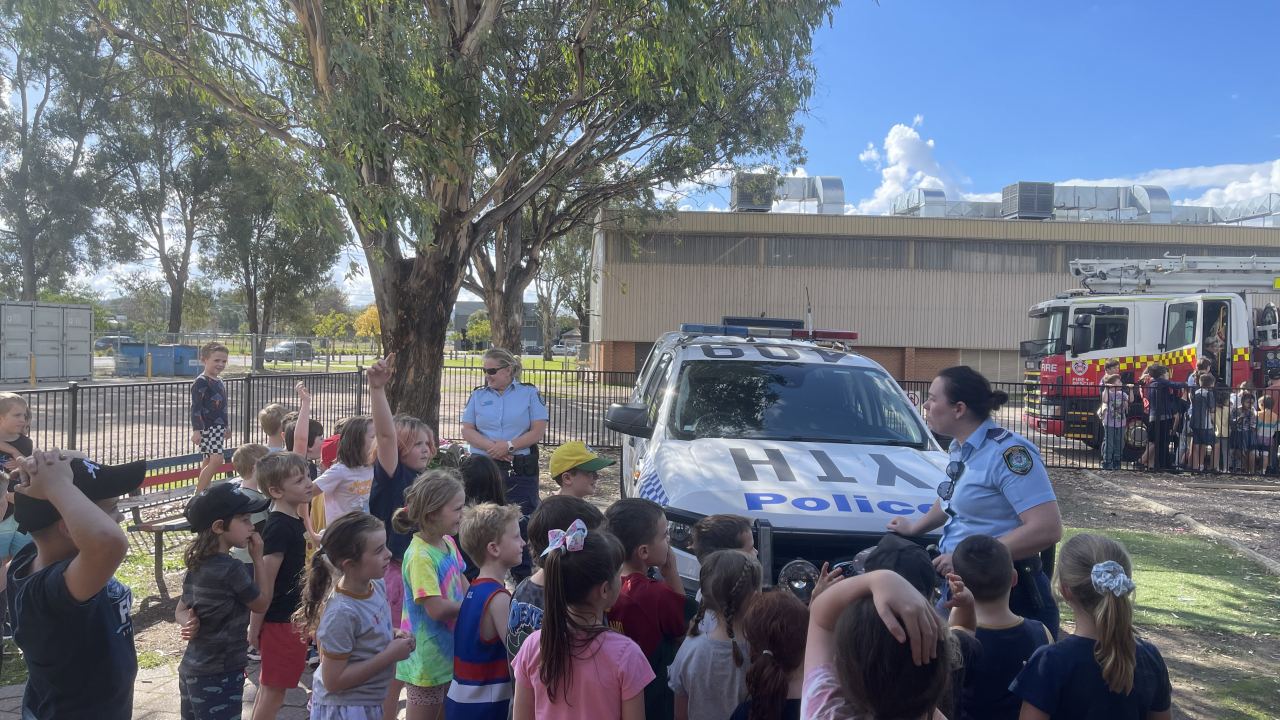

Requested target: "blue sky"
[{"left": 689, "top": 0, "right": 1280, "bottom": 212}]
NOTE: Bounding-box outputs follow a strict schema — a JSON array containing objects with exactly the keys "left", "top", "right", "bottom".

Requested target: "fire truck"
[{"left": 1021, "top": 256, "right": 1280, "bottom": 458}]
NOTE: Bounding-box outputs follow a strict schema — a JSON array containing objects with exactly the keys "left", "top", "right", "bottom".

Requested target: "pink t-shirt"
[{"left": 512, "top": 628, "right": 654, "bottom": 720}]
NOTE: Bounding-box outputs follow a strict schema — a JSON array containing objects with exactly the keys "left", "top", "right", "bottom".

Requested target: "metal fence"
[
  {"left": 902, "top": 380, "right": 1279, "bottom": 475},
  {"left": 14, "top": 369, "right": 1271, "bottom": 478},
  {"left": 15, "top": 368, "right": 639, "bottom": 469}
]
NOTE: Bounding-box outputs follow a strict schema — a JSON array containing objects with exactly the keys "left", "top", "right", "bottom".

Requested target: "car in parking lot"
[
  {"left": 550, "top": 344, "right": 576, "bottom": 357},
  {"left": 263, "top": 340, "right": 316, "bottom": 362},
  {"left": 604, "top": 321, "right": 946, "bottom": 597},
  {"left": 93, "top": 335, "right": 138, "bottom": 352}
]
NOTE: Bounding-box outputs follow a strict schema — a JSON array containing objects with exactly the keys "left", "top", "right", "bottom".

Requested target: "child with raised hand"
[
  {"left": 606, "top": 497, "right": 688, "bottom": 720},
  {"left": 367, "top": 354, "right": 437, "bottom": 627},
  {"left": 445, "top": 502, "right": 525, "bottom": 718},
  {"left": 285, "top": 383, "right": 326, "bottom": 545},
  {"left": 393, "top": 470, "right": 468, "bottom": 720},
  {"left": 506, "top": 495, "right": 606, "bottom": 661},
  {"left": 176, "top": 482, "right": 273, "bottom": 719},
  {"left": 293, "top": 511, "right": 415, "bottom": 720},
  {"left": 512, "top": 524, "right": 650, "bottom": 720},
  {"left": 8, "top": 451, "right": 147, "bottom": 720},
  {"left": 249, "top": 452, "right": 316, "bottom": 720},
  {"left": 314, "top": 416, "right": 376, "bottom": 520},
  {"left": 945, "top": 534, "right": 1052, "bottom": 720},
  {"left": 670, "top": 549, "right": 762, "bottom": 720},
  {"left": 191, "top": 342, "right": 230, "bottom": 491},
  {"left": 1011, "top": 533, "right": 1172, "bottom": 720},
  {"left": 730, "top": 589, "right": 809, "bottom": 720},
  {"left": 802, "top": 569, "right": 949, "bottom": 720}
]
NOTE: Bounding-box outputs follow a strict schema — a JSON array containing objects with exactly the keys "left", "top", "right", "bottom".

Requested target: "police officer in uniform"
[
  {"left": 887, "top": 365, "right": 1064, "bottom": 637},
  {"left": 461, "top": 348, "right": 548, "bottom": 582}
]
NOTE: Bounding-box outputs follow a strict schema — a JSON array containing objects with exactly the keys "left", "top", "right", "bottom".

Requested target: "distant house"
[
  {"left": 560, "top": 328, "right": 582, "bottom": 347},
  {"left": 451, "top": 301, "right": 543, "bottom": 350}
]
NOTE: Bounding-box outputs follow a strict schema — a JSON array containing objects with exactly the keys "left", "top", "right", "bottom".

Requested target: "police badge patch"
[{"left": 1003, "top": 445, "right": 1034, "bottom": 475}]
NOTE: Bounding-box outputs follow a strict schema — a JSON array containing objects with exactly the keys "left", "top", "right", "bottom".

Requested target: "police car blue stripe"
[{"left": 636, "top": 467, "right": 669, "bottom": 505}]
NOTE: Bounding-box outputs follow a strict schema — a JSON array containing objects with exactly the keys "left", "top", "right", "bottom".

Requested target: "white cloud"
[
  {"left": 1057, "top": 161, "right": 1277, "bottom": 191},
  {"left": 852, "top": 116, "right": 959, "bottom": 215},
  {"left": 1183, "top": 160, "right": 1280, "bottom": 206}
]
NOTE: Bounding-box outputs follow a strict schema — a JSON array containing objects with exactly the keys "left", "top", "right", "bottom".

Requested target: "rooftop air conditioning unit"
[
  {"left": 731, "top": 173, "right": 778, "bottom": 212},
  {"left": 1001, "top": 182, "right": 1055, "bottom": 220}
]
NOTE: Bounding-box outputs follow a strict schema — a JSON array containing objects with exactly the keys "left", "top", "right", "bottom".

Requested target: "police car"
[{"left": 604, "top": 321, "right": 948, "bottom": 595}]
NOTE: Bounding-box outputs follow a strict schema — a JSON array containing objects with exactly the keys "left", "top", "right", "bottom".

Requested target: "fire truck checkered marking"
[{"left": 1064, "top": 346, "right": 1249, "bottom": 375}]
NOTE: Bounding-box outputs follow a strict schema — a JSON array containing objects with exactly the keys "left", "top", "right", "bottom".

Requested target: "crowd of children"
[
  {"left": 0, "top": 344, "right": 1175, "bottom": 720},
  {"left": 1099, "top": 355, "right": 1280, "bottom": 475}
]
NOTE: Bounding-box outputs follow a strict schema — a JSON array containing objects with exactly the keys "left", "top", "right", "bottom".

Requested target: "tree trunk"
[
  {"left": 19, "top": 227, "right": 36, "bottom": 301},
  {"left": 381, "top": 247, "right": 469, "bottom": 430},
  {"left": 167, "top": 283, "right": 185, "bottom": 336},
  {"left": 485, "top": 284, "right": 525, "bottom": 354}
]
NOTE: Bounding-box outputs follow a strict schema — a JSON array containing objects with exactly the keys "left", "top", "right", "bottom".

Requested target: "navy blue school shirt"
[
  {"left": 1011, "top": 635, "right": 1172, "bottom": 719},
  {"left": 959, "top": 618, "right": 1053, "bottom": 720},
  {"left": 370, "top": 459, "right": 419, "bottom": 562},
  {"left": 7, "top": 542, "right": 136, "bottom": 719}
]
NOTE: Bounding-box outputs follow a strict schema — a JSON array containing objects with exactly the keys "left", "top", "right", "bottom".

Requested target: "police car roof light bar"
[{"left": 680, "top": 323, "right": 750, "bottom": 337}]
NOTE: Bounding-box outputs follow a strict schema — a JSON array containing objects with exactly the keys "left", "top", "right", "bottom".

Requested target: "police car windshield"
[{"left": 669, "top": 361, "right": 929, "bottom": 446}]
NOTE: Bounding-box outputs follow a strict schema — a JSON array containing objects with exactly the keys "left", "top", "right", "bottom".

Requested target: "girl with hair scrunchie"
[{"left": 1011, "top": 533, "right": 1173, "bottom": 719}]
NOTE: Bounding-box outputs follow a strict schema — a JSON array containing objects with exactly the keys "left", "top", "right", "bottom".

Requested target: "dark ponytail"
[
  {"left": 742, "top": 590, "right": 808, "bottom": 720},
  {"left": 292, "top": 511, "right": 385, "bottom": 635},
  {"left": 937, "top": 365, "right": 1008, "bottom": 420},
  {"left": 540, "top": 529, "right": 625, "bottom": 702}
]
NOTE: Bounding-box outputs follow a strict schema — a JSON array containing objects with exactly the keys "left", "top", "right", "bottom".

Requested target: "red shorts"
[
  {"left": 384, "top": 559, "right": 405, "bottom": 629},
  {"left": 259, "top": 621, "right": 308, "bottom": 689}
]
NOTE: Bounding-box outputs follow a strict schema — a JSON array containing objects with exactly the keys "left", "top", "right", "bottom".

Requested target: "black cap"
[
  {"left": 864, "top": 533, "right": 939, "bottom": 599},
  {"left": 184, "top": 482, "right": 271, "bottom": 531},
  {"left": 15, "top": 459, "right": 148, "bottom": 534}
]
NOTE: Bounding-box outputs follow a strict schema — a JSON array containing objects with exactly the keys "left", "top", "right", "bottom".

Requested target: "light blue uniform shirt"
[
  {"left": 460, "top": 381, "right": 549, "bottom": 457},
  {"left": 938, "top": 418, "right": 1056, "bottom": 555}
]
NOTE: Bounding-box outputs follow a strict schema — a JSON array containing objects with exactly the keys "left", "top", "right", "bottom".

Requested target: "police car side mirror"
[{"left": 605, "top": 403, "right": 653, "bottom": 439}]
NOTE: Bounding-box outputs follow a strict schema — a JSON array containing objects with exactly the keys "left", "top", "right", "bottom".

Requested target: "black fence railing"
[
  {"left": 14, "top": 368, "right": 639, "bottom": 470},
  {"left": 904, "top": 379, "right": 1280, "bottom": 475},
  {"left": 17, "top": 370, "right": 1270, "bottom": 478}
]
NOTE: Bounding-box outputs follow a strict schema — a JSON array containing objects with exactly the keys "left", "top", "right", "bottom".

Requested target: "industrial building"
[{"left": 588, "top": 178, "right": 1280, "bottom": 381}]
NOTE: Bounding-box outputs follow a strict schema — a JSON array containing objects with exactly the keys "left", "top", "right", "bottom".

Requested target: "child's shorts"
[
  {"left": 199, "top": 425, "right": 227, "bottom": 458},
  {"left": 179, "top": 668, "right": 245, "bottom": 720},
  {"left": 1193, "top": 428, "right": 1216, "bottom": 445},
  {"left": 309, "top": 705, "right": 382, "bottom": 720},
  {"left": 0, "top": 515, "right": 32, "bottom": 559},
  {"left": 405, "top": 683, "right": 448, "bottom": 707},
  {"left": 259, "top": 621, "right": 308, "bottom": 689}
]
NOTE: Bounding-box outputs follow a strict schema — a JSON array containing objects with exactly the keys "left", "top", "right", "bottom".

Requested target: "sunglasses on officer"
[
  {"left": 937, "top": 460, "right": 964, "bottom": 502},
  {"left": 482, "top": 365, "right": 509, "bottom": 376}
]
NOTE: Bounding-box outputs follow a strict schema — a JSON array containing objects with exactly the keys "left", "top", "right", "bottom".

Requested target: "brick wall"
[{"left": 904, "top": 347, "right": 961, "bottom": 381}]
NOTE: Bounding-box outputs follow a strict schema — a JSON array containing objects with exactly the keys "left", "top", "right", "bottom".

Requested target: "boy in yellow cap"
[{"left": 547, "top": 441, "right": 615, "bottom": 499}]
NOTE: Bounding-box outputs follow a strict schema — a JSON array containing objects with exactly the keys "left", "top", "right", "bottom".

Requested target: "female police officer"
[
  {"left": 460, "top": 348, "right": 548, "bottom": 581},
  {"left": 887, "top": 365, "right": 1064, "bottom": 637}
]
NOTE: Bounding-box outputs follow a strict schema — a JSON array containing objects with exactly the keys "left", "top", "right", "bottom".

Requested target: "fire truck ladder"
[{"left": 1070, "top": 255, "right": 1280, "bottom": 294}]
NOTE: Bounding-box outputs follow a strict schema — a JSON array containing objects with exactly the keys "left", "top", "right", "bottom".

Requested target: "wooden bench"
[{"left": 122, "top": 454, "right": 231, "bottom": 599}]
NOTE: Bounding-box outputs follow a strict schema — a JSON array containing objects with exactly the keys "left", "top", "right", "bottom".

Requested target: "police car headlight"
[{"left": 669, "top": 520, "right": 694, "bottom": 552}]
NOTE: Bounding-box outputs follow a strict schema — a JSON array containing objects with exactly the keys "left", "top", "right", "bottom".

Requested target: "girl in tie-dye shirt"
[{"left": 391, "top": 470, "right": 470, "bottom": 719}]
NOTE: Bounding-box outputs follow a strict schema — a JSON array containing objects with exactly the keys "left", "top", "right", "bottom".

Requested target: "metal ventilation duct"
[{"left": 730, "top": 173, "right": 846, "bottom": 214}]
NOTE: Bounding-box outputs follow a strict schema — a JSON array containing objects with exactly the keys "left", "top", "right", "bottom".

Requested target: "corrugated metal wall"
[{"left": 592, "top": 212, "right": 1280, "bottom": 353}]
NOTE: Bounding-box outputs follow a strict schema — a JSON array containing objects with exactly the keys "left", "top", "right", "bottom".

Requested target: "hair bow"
[
  {"left": 1090, "top": 560, "right": 1135, "bottom": 597},
  {"left": 542, "top": 518, "right": 588, "bottom": 557}
]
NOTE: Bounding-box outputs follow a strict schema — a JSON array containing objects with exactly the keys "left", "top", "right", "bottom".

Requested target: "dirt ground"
[{"left": 130, "top": 451, "right": 1279, "bottom": 718}]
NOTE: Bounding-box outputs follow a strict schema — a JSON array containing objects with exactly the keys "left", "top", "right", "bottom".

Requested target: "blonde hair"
[
  {"left": 256, "top": 452, "right": 309, "bottom": 493},
  {"left": 391, "top": 469, "right": 464, "bottom": 535},
  {"left": 1056, "top": 533, "right": 1138, "bottom": 694},
  {"left": 393, "top": 414, "right": 435, "bottom": 462},
  {"left": 0, "top": 392, "right": 28, "bottom": 418},
  {"left": 232, "top": 443, "right": 271, "bottom": 478},
  {"left": 483, "top": 348, "right": 522, "bottom": 381},
  {"left": 258, "top": 403, "right": 289, "bottom": 437},
  {"left": 459, "top": 502, "right": 522, "bottom": 562},
  {"left": 200, "top": 341, "right": 229, "bottom": 360}
]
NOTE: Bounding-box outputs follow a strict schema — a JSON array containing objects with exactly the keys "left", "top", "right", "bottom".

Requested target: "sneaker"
[{"left": 247, "top": 647, "right": 261, "bottom": 662}]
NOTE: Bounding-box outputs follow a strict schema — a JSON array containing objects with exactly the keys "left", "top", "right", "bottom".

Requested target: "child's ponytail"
[
  {"left": 392, "top": 469, "right": 464, "bottom": 535},
  {"left": 695, "top": 549, "right": 762, "bottom": 667},
  {"left": 1056, "top": 533, "right": 1139, "bottom": 694},
  {"left": 539, "top": 525, "right": 624, "bottom": 702},
  {"left": 741, "top": 589, "right": 808, "bottom": 720},
  {"left": 292, "top": 511, "right": 386, "bottom": 635}
]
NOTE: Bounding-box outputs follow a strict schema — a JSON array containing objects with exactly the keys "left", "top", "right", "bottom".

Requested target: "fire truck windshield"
[{"left": 1022, "top": 307, "right": 1068, "bottom": 358}]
